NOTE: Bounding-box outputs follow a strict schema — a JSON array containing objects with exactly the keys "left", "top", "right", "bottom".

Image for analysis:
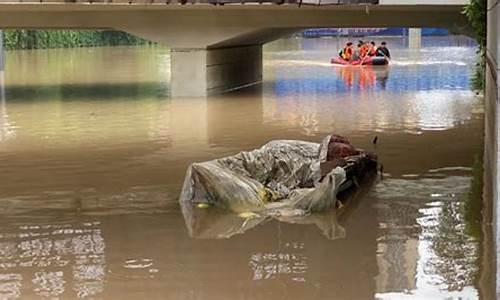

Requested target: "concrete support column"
[
  {"left": 0, "top": 30, "right": 4, "bottom": 71},
  {"left": 408, "top": 28, "right": 421, "bottom": 49},
  {"left": 170, "top": 48, "right": 207, "bottom": 97},
  {"left": 484, "top": 47, "right": 498, "bottom": 300},
  {"left": 485, "top": 0, "right": 499, "bottom": 298},
  {"left": 170, "top": 45, "right": 262, "bottom": 97},
  {"left": 0, "top": 71, "right": 6, "bottom": 142}
]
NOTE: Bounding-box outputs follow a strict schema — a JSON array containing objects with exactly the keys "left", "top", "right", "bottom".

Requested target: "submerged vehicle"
[
  {"left": 331, "top": 56, "right": 389, "bottom": 66},
  {"left": 182, "top": 169, "right": 377, "bottom": 240},
  {"left": 179, "top": 134, "right": 377, "bottom": 238}
]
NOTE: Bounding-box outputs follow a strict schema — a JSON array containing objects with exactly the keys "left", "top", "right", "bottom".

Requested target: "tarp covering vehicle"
[{"left": 179, "top": 134, "right": 377, "bottom": 238}]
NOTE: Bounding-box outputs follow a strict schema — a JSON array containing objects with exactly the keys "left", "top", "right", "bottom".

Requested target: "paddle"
[
  {"left": 358, "top": 44, "right": 373, "bottom": 65},
  {"left": 359, "top": 50, "right": 370, "bottom": 65}
]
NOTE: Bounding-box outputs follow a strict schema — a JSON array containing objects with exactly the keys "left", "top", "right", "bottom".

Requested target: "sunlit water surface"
[{"left": 0, "top": 36, "right": 488, "bottom": 299}]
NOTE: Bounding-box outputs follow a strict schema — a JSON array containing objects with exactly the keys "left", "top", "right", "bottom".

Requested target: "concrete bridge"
[
  {"left": 1, "top": 0, "right": 500, "bottom": 296},
  {"left": 0, "top": 0, "right": 469, "bottom": 96}
]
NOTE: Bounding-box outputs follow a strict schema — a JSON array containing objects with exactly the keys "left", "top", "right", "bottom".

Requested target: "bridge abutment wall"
[
  {"left": 484, "top": 0, "right": 499, "bottom": 297},
  {"left": 170, "top": 45, "right": 262, "bottom": 97}
]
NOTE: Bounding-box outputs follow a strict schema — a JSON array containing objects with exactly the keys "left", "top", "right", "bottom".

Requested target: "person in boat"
[
  {"left": 338, "top": 42, "right": 354, "bottom": 61},
  {"left": 359, "top": 41, "right": 370, "bottom": 59},
  {"left": 358, "top": 40, "right": 365, "bottom": 50},
  {"left": 350, "top": 43, "right": 362, "bottom": 62},
  {"left": 368, "top": 41, "right": 377, "bottom": 57},
  {"left": 376, "top": 41, "right": 391, "bottom": 59}
]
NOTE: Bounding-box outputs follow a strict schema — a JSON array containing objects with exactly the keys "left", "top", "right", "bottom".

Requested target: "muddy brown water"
[{"left": 0, "top": 36, "right": 489, "bottom": 299}]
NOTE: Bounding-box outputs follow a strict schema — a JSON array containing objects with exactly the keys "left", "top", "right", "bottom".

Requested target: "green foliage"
[
  {"left": 3, "top": 30, "right": 151, "bottom": 50},
  {"left": 463, "top": 0, "right": 487, "bottom": 91},
  {"left": 471, "top": 58, "right": 486, "bottom": 91},
  {"left": 463, "top": 0, "right": 487, "bottom": 51}
]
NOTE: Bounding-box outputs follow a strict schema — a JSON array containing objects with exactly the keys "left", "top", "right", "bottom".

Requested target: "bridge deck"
[{"left": 0, "top": 0, "right": 467, "bottom": 5}]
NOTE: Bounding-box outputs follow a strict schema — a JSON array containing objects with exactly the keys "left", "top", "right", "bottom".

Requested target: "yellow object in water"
[
  {"left": 259, "top": 187, "right": 277, "bottom": 203},
  {"left": 196, "top": 203, "right": 211, "bottom": 209},
  {"left": 238, "top": 212, "right": 260, "bottom": 219}
]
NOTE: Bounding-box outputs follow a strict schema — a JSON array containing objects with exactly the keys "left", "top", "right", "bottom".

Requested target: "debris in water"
[
  {"left": 181, "top": 134, "right": 377, "bottom": 217},
  {"left": 238, "top": 212, "right": 260, "bottom": 219}
]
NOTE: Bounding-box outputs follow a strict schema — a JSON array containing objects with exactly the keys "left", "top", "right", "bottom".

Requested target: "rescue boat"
[{"left": 331, "top": 56, "right": 389, "bottom": 66}]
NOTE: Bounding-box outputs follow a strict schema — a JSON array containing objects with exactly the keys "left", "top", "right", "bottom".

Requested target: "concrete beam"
[
  {"left": 170, "top": 45, "right": 262, "bottom": 97},
  {"left": 379, "top": 0, "right": 468, "bottom": 4},
  {"left": 0, "top": 5, "right": 470, "bottom": 48}
]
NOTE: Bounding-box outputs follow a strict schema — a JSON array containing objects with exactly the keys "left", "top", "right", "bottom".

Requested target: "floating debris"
[
  {"left": 238, "top": 212, "right": 260, "bottom": 219},
  {"left": 196, "top": 203, "right": 211, "bottom": 209}
]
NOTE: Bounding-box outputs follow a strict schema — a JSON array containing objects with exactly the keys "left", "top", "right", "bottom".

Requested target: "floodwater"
[{"left": 0, "top": 36, "right": 489, "bottom": 299}]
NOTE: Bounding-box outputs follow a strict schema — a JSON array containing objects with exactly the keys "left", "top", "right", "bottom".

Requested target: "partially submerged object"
[
  {"left": 184, "top": 174, "right": 376, "bottom": 240},
  {"left": 179, "top": 134, "right": 377, "bottom": 238}
]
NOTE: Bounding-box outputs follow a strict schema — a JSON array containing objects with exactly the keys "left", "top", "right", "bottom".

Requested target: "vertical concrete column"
[
  {"left": 484, "top": 0, "right": 499, "bottom": 298},
  {"left": 0, "top": 70, "right": 6, "bottom": 142},
  {"left": 170, "top": 48, "right": 207, "bottom": 98},
  {"left": 0, "top": 30, "right": 4, "bottom": 71},
  {"left": 484, "top": 39, "right": 498, "bottom": 300},
  {"left": 408, "top": 28, "right": 421, "bottom": 49},
  {"left": 0, "top": 30, "right": 5, "bottom": 141},
  {"left": 170, "top": 45, "right": 262, "bottom": 97}
]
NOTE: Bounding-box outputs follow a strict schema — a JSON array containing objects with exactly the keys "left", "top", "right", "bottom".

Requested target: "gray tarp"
[{"left": 179, "top": 136, "right": 349, "bottom": 238}]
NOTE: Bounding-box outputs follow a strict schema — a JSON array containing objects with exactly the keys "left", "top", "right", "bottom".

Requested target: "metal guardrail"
[{"left": 7, "top": 0, "right": 378, "bottom": 5}]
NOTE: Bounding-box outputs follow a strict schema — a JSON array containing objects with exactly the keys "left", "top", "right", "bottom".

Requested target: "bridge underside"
[{"left": 0, "top": 4, "right": 470, "bottom": 96}]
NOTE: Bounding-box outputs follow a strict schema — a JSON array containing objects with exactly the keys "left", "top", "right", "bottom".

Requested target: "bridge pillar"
[
  {"left": 484, "top": 0, "right": 499, "bottom": 297},
  {"left": 408, "top": 28, "right": 421, "bottom": 49},
  {"left": 170, "top": 45, "right": 262, "bottom": 97},
  {"left": 0, "top": 30, "right": 4, "bottom": 71}
]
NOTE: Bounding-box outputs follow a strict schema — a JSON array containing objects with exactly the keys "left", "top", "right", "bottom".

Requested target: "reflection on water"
[
  {"left": 335, "top": 66, "right": 390, "bottom": 90},
  {"left": 0, "top": 72, "right": 11, "bottom": 143},
  {"left": 0, "top": 221, "right": 105, "bottom": 298},
  {"left": 0, "top": 36, "right": 489, "bottom": 299},
  {"left": 375, "top": 175, "right": 479, "bottom": 299}
]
